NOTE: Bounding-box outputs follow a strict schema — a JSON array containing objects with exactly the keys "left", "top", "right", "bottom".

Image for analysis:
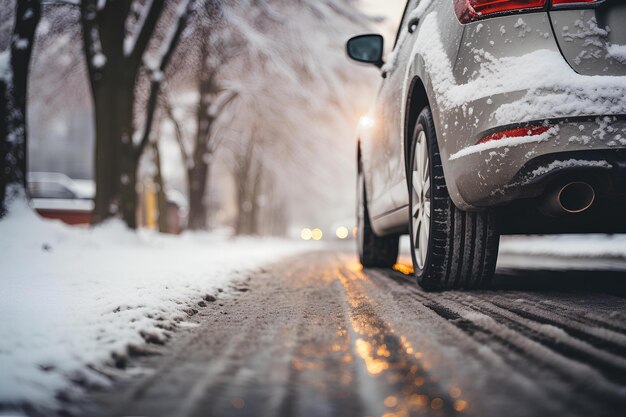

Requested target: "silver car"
[{"left": 347, "top": 0, "right": 626, "bottom": 290}]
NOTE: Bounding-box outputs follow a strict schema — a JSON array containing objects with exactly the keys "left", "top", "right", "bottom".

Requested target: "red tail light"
[
  {"left": 552, "top": 0, "right": 600, "bottom": 4},
  {"left": 455, "top": 0, "right": 603, "bottom": 23},
  {"left": 454, "top": 0, "right": 547, "bottom": 23},
  {"left": 478, "top": 126, "right": 550, "bottom": 144}
]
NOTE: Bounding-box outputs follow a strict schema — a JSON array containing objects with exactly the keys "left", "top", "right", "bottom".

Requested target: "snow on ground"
[
  {"left": 399, "top": 234, "right": 626, "bottom": 261},
  {"left": 499, "top": 234, "right": 626, "bottom": 259},
  {"left": 0, "top": 200, "right": 309, "bottom": 411}
]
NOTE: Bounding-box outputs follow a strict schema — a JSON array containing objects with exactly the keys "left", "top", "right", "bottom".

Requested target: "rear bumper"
[
  {"left": 448, "top": 116, "right": 626, "bottom": 208},
  {"left": 428, "top": 12, "right": 626, "bottom": 210},
  {"left": 496, "top": 149, "right": 626, "bottom": 234},
  {"left": 447, "top": 118, "right": 626, "bottom": 234}
]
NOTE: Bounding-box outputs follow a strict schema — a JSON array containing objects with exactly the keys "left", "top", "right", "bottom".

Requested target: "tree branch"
[
  {"left": 160, "top": 91, "right": 191, "bottom": 170},
  {"left": 79, "top": 0, "right": 103, "bottom": 93},
  {"left": 5, "top": 0, "right": 41, "bottom": 189},
  {"left": 208, "top": 89, "right": 238, "bottom": 121},
  {"left": 134, "top": 0, "right": 195, "bottom": 161},
  {"left": 125, "top": 0, "right": 165, "bottom": 65}
]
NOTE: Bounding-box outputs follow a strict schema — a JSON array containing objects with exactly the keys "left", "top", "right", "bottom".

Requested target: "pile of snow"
[
  {"left": 398, "top": 234, "right": 626, "bottom": 262},
  {"left": 607, "top": 43, "right": 626, "bottom": 64},
  {"left": 0, "top": 201, "right": 308, "bottom": 411},
  {"left": 499, "top": 235, "right": 626, "bottom": 259}
]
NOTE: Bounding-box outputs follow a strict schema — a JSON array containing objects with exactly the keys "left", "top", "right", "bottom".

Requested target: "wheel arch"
[{"left": 404, "top": 76, "right": 429, "bottom": 181}]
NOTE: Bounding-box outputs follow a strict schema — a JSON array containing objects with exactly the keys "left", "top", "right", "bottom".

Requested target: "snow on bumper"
[
  {"left": 447, "top": 117, "right": 626, "bottom": 207},
  {"left": 411, "top": 12, "right": 626, "bottom": 209}
]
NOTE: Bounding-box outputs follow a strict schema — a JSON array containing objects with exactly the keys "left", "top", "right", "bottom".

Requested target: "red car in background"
[{"left": 28, "top": 172, "right": 94, "bottom": 225}]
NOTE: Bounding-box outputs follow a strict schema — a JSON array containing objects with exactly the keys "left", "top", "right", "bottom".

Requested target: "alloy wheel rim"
[{"left": 412, "top": 131, "right": 431, "bottom": 270}]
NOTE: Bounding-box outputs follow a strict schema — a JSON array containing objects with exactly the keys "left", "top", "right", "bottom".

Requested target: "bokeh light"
[
  {"left": 300, "top": 228, "right": 313, "bottom": 240},
  {"left": 312, "top": 228, "right": 323, "bottom": 241},
  {"left": 335, "top": 226, "right": 349, "bottom": 239}
]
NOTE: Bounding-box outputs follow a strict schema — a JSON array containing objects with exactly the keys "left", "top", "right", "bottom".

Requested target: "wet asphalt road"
[{"left": 87, "top": 250, "right": 626, "bottom": 417}]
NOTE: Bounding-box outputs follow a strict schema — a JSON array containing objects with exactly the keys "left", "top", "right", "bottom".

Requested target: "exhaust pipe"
[{"left": 540, "top": 181, "right": 595, "bottom": 216}]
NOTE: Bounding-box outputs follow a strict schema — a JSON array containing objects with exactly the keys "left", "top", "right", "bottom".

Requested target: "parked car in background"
[
  {"left": 28, "top": 172, "right": 94, "bottom": 225},
  {"left": 347, "top": 0, "right": 626, "bottom": 290}
]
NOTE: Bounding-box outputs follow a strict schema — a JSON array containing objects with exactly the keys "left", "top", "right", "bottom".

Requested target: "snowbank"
[
  {"left": 398, "top": 234, "right": 626, "bottom": 262},
  {"left": 0, "top": 201, "right": 308, "bottom": 411},
  {"left": 499, "top": 235, "right": 626, "bottom": 259}
]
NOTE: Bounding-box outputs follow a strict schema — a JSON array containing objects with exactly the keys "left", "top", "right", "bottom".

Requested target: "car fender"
[{"left": 400, "top": 28, "right": 473, "bottom": 210}]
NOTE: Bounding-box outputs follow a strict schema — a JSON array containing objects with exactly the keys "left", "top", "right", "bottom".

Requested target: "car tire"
[
  {"left": 356, "top": 168, "right": 399, "bottom": 268},
  {"left": 408, "top": 107, "right": 500, "bottom": 290}
]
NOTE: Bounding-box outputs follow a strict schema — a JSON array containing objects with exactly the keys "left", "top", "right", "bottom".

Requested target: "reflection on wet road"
[
  {"left": 89, "top": 251, "right": 626, "bottom": 417},
  {"left": 337, "top": 263, "right": 465, "bottom": 417}
]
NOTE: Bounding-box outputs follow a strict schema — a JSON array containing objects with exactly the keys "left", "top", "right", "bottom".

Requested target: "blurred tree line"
[{"left": 0, "top": 0, "right": 376, "bottom": 235}]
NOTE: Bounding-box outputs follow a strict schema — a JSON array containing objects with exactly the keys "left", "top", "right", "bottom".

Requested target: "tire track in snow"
[
  {"left": 348, "top": 267, "right": 617, "bottom": 417},
  {"left": 377, "top": 275, "right": 626, "bottom": 404},
  {"left": 487, "top": 297, "right": 626, "bottom": 357},
  {"left": 509, "top": 296, "right": 626, "bottom": 334},
  {"left": 412, "top": 293, "right": 626, "bottom": 410},
  {"left": 84, "top": 252, "right": 626, "bottom": 417},
  {"left": 451, "top": 296, "right": 626, "bottom": 385}
]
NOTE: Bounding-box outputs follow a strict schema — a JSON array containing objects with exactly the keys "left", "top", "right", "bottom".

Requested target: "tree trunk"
[
  {"left": 91, "top": 75, "right": 137, "bottom": 225},
  {"left": 234, "top": 181, "right": 248, "bottom": 235},
  {"left": 153, "top": 141, "right": 169, "bottom": 233},
  {"left": 131, "top": 0, "right": 195, "bottom": 229},
  {"left": 186, "top": 78, "right": 214, "bottom": 230},
  {"left": 187, "top": 162, "right": 209, "bottom": 230},
  {"left": 234, "top": 139, "right": 258, "bottom": 236},
  {"left": 0, "top": 0, "right": 40, "bottom": 217},
  {"left": 90, "top": 75, "right": 132, "bottom": 224},
  {"left": 248, "top": 161, "right": 263, "bottom": 235},
  {"left": 82, "top": 0, "right": 129, "bottom": 225},
  {"left": 0, "top": 81, "right": 6, "bottom": 218},
  {"left": 118, "top": 93, "right": 137, "bottom": 229},
  {"left": 81, "top": 0, "right": 166, "bottom": 229}
]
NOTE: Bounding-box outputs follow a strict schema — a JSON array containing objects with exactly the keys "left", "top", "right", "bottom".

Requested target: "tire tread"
[
  {"left": 358, "top": 172, "right": 399, "bottom": 268},
  {"left": 410, "top": 107, "right": 500, "bottom": 291}
]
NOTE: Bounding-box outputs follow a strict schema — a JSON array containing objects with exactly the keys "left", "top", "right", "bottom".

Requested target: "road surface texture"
[{"left": 86, "top": 250, "right": 626, "bottom": 417}]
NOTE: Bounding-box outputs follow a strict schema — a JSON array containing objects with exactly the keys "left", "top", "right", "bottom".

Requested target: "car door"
[{"left": 369, "top": 0, "right": 420, "bottom": 218}]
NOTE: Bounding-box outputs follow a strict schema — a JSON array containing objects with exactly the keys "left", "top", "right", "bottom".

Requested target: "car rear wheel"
[
  {"left": 356, "top": 169, "right": 399, "bottom": 268},
  {"left": 408, "top": 107, "right": 500, "bottom": 290}
]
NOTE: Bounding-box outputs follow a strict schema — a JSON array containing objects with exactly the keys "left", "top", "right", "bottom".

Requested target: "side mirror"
[{"left": 346, "top": 34, "right": 384, "bottom": 68}]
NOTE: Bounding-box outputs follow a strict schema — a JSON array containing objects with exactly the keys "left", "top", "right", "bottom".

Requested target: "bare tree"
[
  {"left": 232, "top": 133, "right": 262, "bottom": 235},
  {"left": 162, "top": 83, "right": 237, "bottom": 230},
  {"left": 160, "top": 6, "right": 238, "bottom": 231},
  {"left": 200, "top": 0, "right": 377, "bottom": 235},
  {"left": 80, "top": 0, "right": 194, "bottom": 228},
  {"left": 136, "top": 0, "right": 196, "bottom": 169},
  {"left": 144, "top": 0, "right": 375, "bottom": 235},
  {"left": 0, "top": 0, "right": 41, "bottom": 217}
]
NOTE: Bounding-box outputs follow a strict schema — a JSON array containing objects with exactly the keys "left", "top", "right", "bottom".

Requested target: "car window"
[{"left": 392, "top": 0, "right": 419, "bottom": 49}]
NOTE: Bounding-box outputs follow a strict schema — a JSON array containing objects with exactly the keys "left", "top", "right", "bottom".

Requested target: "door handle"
[{"left": 407, "top": 17, "right": 419, "bottom": 34}]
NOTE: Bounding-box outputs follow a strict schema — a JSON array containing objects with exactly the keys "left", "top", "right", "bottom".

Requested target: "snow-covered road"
[
  {"left": 0, "top": 204, "right": 310, "bottom": 414},
  {"left": 83, "top": 250, "right": 626, "bottom": 417}
]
